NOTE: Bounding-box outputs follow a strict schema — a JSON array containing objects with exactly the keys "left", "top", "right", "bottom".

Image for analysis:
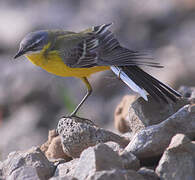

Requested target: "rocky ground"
[
  {"left": 1, "top": 1, "right": 195, "bottom": 179},
  {"left": 1, "top": 0, "right": 195, "bottom": 159},
  {"left": 0, "top": 86, "right": 195, "bottom": 180}
]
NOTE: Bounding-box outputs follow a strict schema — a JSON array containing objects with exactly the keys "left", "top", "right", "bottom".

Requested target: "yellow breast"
[{"left": 25, "top": 50, "right": 109, "bottom": 78}]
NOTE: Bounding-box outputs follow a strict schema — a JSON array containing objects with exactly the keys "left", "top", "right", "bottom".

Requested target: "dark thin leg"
[{"left": 70, "top": 77, "right": 92, "bottom": 116}]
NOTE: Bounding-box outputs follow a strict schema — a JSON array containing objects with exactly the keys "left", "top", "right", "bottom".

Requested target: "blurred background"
[{"left": 0, "top": 0, "right": 195, "bottom": 160}]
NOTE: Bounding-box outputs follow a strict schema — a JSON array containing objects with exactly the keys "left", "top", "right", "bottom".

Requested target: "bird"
[{"left": 14, "top": 23, "right": 181, "bottom": 117}]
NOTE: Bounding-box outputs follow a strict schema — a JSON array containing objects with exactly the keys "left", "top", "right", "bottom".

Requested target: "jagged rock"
[
  {"left": 57, "top": 117, "right": 129, "bottom": 158},
  {"left": 86, "top": 169, "right": 145, "bottom": 180},
  {"left": 115, "top": 95, "right": 188, "bottom": 134},
  {"left": 119, "top": 150, "right": 140, "bottom": 170},
  {"left": 138, "top": 167, "right": 160, "bottom": 180},
  {"left": 41, "top": 129, "right": 71, "bottom": 161},
  {"left": 156, "top": 134, "right": 195, "bottom": 180},
  {"left": 53, "top": 159, "right": 79, "bottom": 178},
  {"left": 2, "top": 147, "right": 55, "bottom": 180},
  {"left": 125, "top": 104, "right": 195, "bottom": 160},
  {"left": 73, "top": 143, "right": 124, "bottom": 180}
]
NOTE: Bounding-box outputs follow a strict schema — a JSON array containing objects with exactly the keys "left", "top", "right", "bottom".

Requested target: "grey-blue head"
[{"left": 14, "top": 30, "right": 49, "bottom": 59}]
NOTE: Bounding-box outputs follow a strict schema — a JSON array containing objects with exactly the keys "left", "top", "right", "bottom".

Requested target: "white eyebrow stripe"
[{"left": 25, "top": 49, "right": 42, "bottom": 55}]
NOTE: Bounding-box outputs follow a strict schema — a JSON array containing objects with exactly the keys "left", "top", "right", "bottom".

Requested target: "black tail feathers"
[{"left": 121, "top": 66, "right": 181, "bottom": 103}]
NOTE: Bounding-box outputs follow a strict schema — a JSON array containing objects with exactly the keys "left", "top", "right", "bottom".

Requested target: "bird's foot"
[
  {"left": 61, "top": 113, "right": 78, "bottom": 119},
  {"left": 60, "top": 114, "right": 96, "bottom": 125}
]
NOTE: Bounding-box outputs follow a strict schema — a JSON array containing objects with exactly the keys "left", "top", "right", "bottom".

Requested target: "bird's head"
[{"left": 14, "top": 30, "right": 49, "bottom": 59}]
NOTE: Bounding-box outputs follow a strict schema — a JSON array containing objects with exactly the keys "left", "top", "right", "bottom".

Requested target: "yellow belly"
[{"left": 25, "top": 51, "right": 110, "bottom": 78}]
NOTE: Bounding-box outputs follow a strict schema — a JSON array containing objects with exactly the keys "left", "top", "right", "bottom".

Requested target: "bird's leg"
[{"left": 70, "top": 77, "right": 92, "bottom": 117}]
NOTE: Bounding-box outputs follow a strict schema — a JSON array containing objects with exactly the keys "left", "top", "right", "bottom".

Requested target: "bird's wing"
[
  {"left": 56, "top": 23, "right": 162, "bottom": 68},
  {"left": 92, "top": 24, "right": 162, "bottom": 68},
  {"left": 55, "top": 29, "right": 99, "bottom": 68}
]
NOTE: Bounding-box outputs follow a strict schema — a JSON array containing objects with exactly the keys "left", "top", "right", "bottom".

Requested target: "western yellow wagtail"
[{"left": 14, "top": 23, "right": 181, "bottom": 116}]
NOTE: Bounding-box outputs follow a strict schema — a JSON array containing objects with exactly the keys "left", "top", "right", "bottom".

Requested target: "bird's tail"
[{"left": 111, "top": 65, "right": 181, "bottom": 103}]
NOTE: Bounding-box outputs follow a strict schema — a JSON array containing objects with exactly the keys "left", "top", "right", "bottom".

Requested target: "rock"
[
  {"left": 130, "top": 96, "right": 188, "bottom": 127},
  {"left": 50, "top": 176, "right": 77, "bottom": 180},
  {"left": 104, "top": 142, "right": 122, "bottom": 153},
  {"left": 114, "top": 95, "right": 137, "bottom": 133},
  {"left": 119, "top": 150, "right": 140, "bottom": 170},
  {"left": 41, "top": 129, "right": 58, "bottom": 153},
  {"left": 57, "top": 116, "right": 129, "bottom": 158},
  {"left": 138, "top": 167, "right": 160, "bottom": 180},
  {"left": 104, "top": 133, "right": 133, "bottom": 153},
  {"left": 2, "top": 147, "right": 55, "bottom": 180},
  {"left": 86, "top": 169, "right": 145, "bottom": 180},
  {"left": 73, "top": 143, "right": 124, "bottom": 180},
  {"left": 122, "top": 131, "right": 135, "bottom": 141},
  {"left": 115, "top": 95, "right": 188, "bottom": 134},
  {"left": 125, "top": 104, "right": 195, "bottom": 160},
  {"left": 54, "top": 159, "right": 79, "bottom": 178},
  {"left": 156, "top": 134, "right": 195, "bottom": 180},
  {"left": 41, "top": 129, "right": 71, "bottom": 161},
  {"left": 45, "top": 135, "right": 70, "bottom": 161},
  {"left": 6, "top": 166, "right": 40, "bottom": 180}
]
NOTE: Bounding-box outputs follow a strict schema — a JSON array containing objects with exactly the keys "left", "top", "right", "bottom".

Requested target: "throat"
[
  {"left": 25, "top": 43, "right": 51, "bottom": 66},
  {"left": 25, "top": 53, "right": 46, "bottom": 66}
]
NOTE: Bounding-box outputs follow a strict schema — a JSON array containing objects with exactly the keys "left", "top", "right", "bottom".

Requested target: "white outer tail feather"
[{"left": 111, "top": 66, "right": 148, "bottom": 101}]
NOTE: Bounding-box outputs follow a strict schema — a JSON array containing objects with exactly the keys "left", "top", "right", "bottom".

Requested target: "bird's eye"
[
  {"left": 28, "top": 36, "right": 44, "bottom": 49},
  {"left": 30, "top": 45, "right": 42, "bottom": 52},
  {"left": 27, "top": 41, "right": 41, "bottom": 51}
]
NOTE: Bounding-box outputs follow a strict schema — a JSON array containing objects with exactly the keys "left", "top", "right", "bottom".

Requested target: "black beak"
[{"left": 14, "top": 49, "right": 25, "bottom": 59}]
